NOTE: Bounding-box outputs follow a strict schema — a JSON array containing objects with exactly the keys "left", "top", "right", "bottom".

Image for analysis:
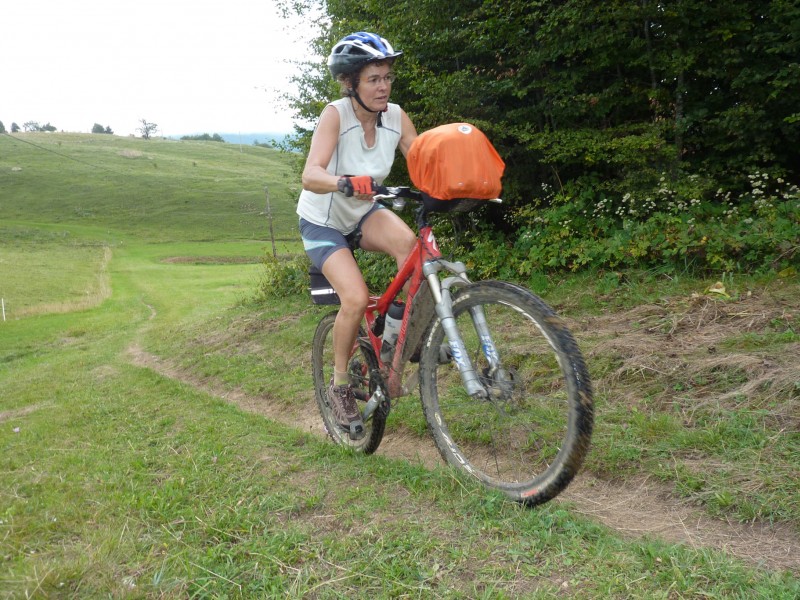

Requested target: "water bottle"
[{"left": 380, "top": 300, "right": 405, "bottom": 363}]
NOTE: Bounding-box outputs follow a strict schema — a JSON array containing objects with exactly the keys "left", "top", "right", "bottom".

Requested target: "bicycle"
[{"left": 311, "top": 186, "right": 593, "bottom": 505}]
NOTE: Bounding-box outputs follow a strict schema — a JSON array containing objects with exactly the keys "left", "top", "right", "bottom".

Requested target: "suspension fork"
[
  {"left": 423, "top": 261, "right": 490, "bottom": 399},
  {"left": 468, "top": 304, "right": 502, "bottom": 371}
]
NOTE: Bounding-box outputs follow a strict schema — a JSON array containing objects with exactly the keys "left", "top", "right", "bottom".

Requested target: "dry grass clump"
[{"left": 586, "top": 291, "right": 798, "bottom": 425}]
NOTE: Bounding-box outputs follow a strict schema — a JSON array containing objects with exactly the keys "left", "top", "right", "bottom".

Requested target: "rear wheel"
[
  {"left": 418, "top": 281, "right": 593, "bottom": 505},
  {"left": 312, "top": 311, "right": 387, "bottom": 454}
]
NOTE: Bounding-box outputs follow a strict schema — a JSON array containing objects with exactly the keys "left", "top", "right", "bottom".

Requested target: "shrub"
[
  {"left": 180, "top": 133, "right": 225, "bottom": 142},
  {"left": 253, "top": 254, "right": 310, "bottom": 301},
  {"left": 253, "top": 249, "right": 407, "bottom": 303},
  {"left": 452, "top": 171, "right": 799, "bottom": 282}
]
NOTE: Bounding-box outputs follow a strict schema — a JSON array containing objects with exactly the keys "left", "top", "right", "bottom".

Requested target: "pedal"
[{"left": 348, "top": 422, "right": 365, "bottom": 441}]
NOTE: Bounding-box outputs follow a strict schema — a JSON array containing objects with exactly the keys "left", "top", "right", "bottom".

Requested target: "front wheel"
[
  {"left": 312, "top": 311, "right": 387, "bottom": 454},
  {"left": 418, "top": 281, "right": 593, "bottom": 505}
]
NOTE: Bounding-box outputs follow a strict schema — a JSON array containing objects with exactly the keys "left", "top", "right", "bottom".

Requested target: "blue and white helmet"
[{"left": 327, "top": 32, "right": 403, "bottom": 78}]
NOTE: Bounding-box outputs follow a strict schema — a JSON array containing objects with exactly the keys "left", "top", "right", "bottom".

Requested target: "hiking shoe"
[{"left": 328, "top": 382, "right": 365, "bottom": 440}]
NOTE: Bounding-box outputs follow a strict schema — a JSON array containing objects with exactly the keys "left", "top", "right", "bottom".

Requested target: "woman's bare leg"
[{"left": 321, "top": 248, "right": 369, "bottom": 383}]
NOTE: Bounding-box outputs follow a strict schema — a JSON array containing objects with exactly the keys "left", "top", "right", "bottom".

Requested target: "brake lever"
[{"left": 373, "top": 194, "right": 406, "bottom": 211}]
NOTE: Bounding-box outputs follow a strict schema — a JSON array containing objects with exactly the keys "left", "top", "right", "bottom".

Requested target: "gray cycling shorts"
[{"left": 299, "top": 203, "right": 383, "bottom": 270}]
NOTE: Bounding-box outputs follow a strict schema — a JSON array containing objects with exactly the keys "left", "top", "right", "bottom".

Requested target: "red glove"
[{"left": 338, "top": 176, "right": 376, "bottom": 197}]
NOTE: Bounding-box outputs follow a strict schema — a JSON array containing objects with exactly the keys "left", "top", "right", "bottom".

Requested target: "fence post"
[{"left": 264, "top": 186, "right": 277, "bottom": 258}]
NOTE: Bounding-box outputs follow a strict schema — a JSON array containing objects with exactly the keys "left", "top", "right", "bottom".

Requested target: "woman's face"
[{"left": 356, "top": 62, "right": 394, "bottom": 112}]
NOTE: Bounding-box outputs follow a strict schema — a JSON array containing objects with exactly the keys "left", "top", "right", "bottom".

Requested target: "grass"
[
  {"left": 1, "top": 132, "right": 300, "bottom": 242},
  {"left": 0, "top": 242, "right": 109, "bottom": 318},
  {"left": 3, "top": 351, "right": 795, "bottom": 596},
  {"left": 195, "top": 270, "right": 800, "bottom": 525},
  {"left": 1, "top": 132, "right": 798, "bottom": 596}
]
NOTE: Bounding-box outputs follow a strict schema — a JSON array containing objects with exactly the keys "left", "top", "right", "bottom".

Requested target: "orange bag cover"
[{"left": 407, "top": 123, "right": 505, "bottom": 200}]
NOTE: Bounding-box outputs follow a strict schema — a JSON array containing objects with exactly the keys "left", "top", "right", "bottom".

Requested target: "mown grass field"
[{"left": 1, "top": 132, "right": 798, "bottom": 598}]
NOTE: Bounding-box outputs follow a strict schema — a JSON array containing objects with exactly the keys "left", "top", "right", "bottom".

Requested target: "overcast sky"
[{"left": 2, "top": 0, "right": 318, "bottom": 136}]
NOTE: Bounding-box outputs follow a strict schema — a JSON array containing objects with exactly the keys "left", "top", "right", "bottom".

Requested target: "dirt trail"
[{"left": 127, "top": 343, "right": 799, "bottom": 574}]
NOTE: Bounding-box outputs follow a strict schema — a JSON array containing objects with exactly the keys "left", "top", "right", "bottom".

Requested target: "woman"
[{"left": 297, "top": 32, "right": 418, "bottom": 440}]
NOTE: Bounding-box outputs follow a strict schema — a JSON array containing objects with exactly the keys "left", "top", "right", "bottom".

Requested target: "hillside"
[{"left": 1, "top": 132, "right": 301, "bottom": 244}]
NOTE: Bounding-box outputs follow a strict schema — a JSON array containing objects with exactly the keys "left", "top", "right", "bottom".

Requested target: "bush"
[
  {"left": 469, "top": 171, "right": 800, "bottom": 277},
  {"left": 253, "top": 254, "right": 310, "bottom": 301},
  {"left": 180, "top": 133, "right": 225, "bottom": 142},
  {"left": 253, "top": 249, "right": 405, "bottom": 303}
]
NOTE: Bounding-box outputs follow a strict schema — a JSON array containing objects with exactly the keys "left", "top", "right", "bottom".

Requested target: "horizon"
[{"left": 0, "top": 112, "right": 302, "bottom": 140}]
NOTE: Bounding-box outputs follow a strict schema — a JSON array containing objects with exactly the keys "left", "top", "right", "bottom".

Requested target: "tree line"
[
  {"left": 0, "top": 121, "right": 58, "bottom": 133},
  {"left": 0, "top": 121, "right": 113, "bottom": 134},
  {"left": 284, "top": 0, "right": 798, "bottom": 197},
  {"left": 0, "top": 120, "right": 157, "bottom": 137},
  {"left": 279, "top": 0, "right": 798, "bottom": 273}
]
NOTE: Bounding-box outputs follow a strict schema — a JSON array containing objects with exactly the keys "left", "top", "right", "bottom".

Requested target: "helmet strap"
[{"left": 348, "top": 89, "right": 385, "bottom": 128}]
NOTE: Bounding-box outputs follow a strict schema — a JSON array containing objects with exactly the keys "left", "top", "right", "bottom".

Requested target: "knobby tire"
[{"left": 418, "top": 281, "right": 593, "bottom": 505}]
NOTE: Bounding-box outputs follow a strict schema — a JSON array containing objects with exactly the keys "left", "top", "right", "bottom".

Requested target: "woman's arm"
[
  {"left": 398, "top": 108, "right": 418, "bottom": 157},
  {"left": 301, "top": 105, "right": 342, "bottom": 194}
]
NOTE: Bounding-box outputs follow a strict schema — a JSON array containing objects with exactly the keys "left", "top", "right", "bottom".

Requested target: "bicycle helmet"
[
  {"left": 327, "top": 32, "right": 403, "bottom": 79},
  {"left": 327, "top": 32, "right": 403, "bottom": 127}
]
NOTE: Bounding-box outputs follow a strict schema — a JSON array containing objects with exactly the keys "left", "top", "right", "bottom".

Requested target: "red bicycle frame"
[{"left": 362, "top": 220, "right": 442, "bottom": 398}]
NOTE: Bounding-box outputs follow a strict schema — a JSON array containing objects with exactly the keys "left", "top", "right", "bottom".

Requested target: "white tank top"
[{"left": 296, "top": 97, "right": 402, "bottom": 234}]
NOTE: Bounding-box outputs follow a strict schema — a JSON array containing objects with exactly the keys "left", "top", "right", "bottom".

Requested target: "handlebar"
[
  {"left": 373, "top": 185, "right": 420, "bottom": 198},
  {"left": 372, "top": 185, "right": 421, "bottom": 210},
  {"left": 372, "top": 186, "right": 503, "bottom": 221}
]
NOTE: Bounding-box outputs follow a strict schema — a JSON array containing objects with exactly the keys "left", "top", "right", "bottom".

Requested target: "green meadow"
[{"left": 1, "top": 132, "right": 797, "bottom": 598}]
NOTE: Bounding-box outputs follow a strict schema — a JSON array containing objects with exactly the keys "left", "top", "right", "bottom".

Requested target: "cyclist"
[{"left": 297, "top": 32, "right": 418, "bottom": 440}]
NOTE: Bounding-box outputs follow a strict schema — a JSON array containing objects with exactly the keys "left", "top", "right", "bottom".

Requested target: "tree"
[
  {"left": 11, "top": 122, "right": 20, "bottom": 133},
  {"left": 105, "top": 125, "right": 113, "bottom": 135},
  {"left": 20, "top": 120, "right": 56, "bottom": 132},
  {"left": 279, "top": 0, "right": 800, "bottom": 202},
  {"left": 137, "top": 119, "right": 158, "bottom": 140},
  {"left": 0, "top": 121, "right": 5, "bottom": 134},
  {"left": 92, "top": 123, "right": 105, "bottom": 133}
]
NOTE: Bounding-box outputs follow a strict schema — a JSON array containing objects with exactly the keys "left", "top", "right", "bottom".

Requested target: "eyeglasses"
[{"left": 361, "top": 73, "right": 396, "bottom": 86}]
